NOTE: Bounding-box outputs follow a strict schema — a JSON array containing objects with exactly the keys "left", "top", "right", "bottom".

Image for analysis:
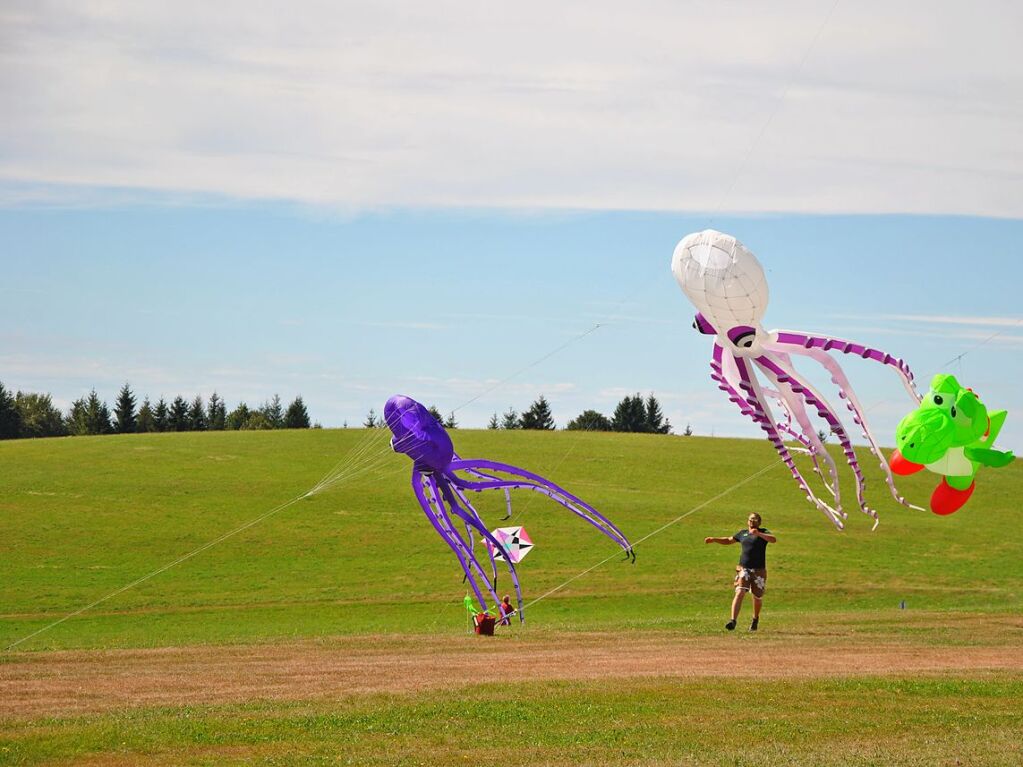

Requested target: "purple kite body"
[
  {"left": 385, "top": 395, "right": 633, "bottom": 621},
  {"left": 672, "top": 231, "right": 922, "bottom": 530}
]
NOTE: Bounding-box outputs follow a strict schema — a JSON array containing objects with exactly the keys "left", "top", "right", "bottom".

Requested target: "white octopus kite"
[{"left": 671, "top": 230, "right": 923, "bottom": 529}]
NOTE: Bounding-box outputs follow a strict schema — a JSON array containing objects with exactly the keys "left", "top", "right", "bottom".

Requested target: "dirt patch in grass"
[{"left": 4, "top": 620, "right": 1023, "bottom": 719}]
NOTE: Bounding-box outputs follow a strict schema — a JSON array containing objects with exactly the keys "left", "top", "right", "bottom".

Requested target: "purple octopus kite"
[
  {"left": 385, "top": 395, "right": 634, "bottom": 621},
  {"left": 671, "top": 230, "right": 922, "bottom": 530}
]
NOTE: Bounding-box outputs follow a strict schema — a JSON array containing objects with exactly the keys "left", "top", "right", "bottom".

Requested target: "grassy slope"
[
  {"left": 2, "top": 428, "right": 1019, "bottom": 650},
  {"left": 1, "top": 429, "right": 1021, "bottom": 765}
]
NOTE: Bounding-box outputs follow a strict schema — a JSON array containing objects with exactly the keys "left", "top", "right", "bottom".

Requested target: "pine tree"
[
  {"left": 501, "top": 407, "right": 520, "bottom": 429},
  {"left": 136, "top": 398, "right": 156, "bottom": 433},
  {"left": 683, "top": 423, "right": 693, "bottom": 436},
  {"left": 65, "top": 397, "right": 87, "bottom": 436},
  {"left": 242, "top": 412, "right": 272, "bottom": 430},
  {"left": 444, "top": 412, "right": 458, "bottom": 429},
  {"left": 520, "top": 395, "right": 555, "bottom": 430},
  {"left": 487, "top": 412, "right": 499, "bottom": 429},
  {"left": 15, "top": 392, "right": 66, "bottom": 438},
  {"left": 113, "top": 383, "right": 137, "bottom": 434},
  {"left": 611, "top": 394, "right": 647, "bottom": 433},
  {"left": 566, "top": 409, "right": 611, "bottom": 431},
  {"left": 168, "top": 396, "right": 190, "bottom": 431},
  {"left": 363, "top": 408, "right": 379, "bottom": 428},
  {"left": 153, "top": 398, "right": 169, "bottom": 432},
  {"left": 284, "top": 396, "right": 311, "bottom": 428},
  {"left": 262, "top": 395, "right": 284, "bottom": 429},
  {"left": 0, "top": 382, "right": 23, "bottom": 439},
  {"left": 644, "top": 393, "right": 671, "bottom": 434},
  {"left": 76, "top": 390, "right": 112, "bottom": 435},
  {"left": 189, "top": 395, "right": 207, "bottom": 431},
  {"left": 226, "top": 403, "right": 251, "bottom": 430},
  {"left": 207, "top": 392, "right": 226, "bottom": 431},
  {"left": 427, "top": 405, "right": 444, "bottom": 423}
]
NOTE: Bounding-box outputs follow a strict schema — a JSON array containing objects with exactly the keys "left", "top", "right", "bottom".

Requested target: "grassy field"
[{"left": 1, "top": 428, "right": 1021, "bottom": 764}]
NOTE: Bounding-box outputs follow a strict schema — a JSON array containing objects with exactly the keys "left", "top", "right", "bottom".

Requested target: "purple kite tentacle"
[
  {"left": 450, "top": 483, "right": 502, "bottom": 594},
  {"left": 756, "top": 361, "right": 841, "bottom": 503},
  {"left": 710, "top": 344, "right": 757, "bottom": 421},
  {"left": 412, "top": 470, "right": 494, "bottom": 611},
  {"left": 462, "top": 470, "right": 514, "bottom": 519},
  {"left": 437, "top": 478, "right": 525, "bottom": 621},
  {"left": 454, "top": 452, "right": 514, "bottom": 520},
  {"left": 761, "top": 386, "right": 834, "bottom": 493},
  {"left": 773, "top": 330, "right": 921, "bottom": 403},
  {"left": 448, "top": 460, "right": 633, "bottom": 556},
  {"left": 422, "top": 474, "right": 502, "bottom": 610},
  {"left": 767, "top": 340, "right": 923, "bottom": 513},
  {"left": 755, "top": 355, "right": 878, "bottom": 527},
  {"left": 730, "top": 353, "right": 845, "bottom": 529}
]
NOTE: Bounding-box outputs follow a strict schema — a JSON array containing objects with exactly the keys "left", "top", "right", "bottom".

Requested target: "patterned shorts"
[{"left": 734, "top": 566, "right": 767, "bottom": 598}]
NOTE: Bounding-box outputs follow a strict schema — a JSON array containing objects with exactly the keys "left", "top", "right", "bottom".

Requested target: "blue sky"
[
  {"left": 1, "top": 2, "right": 1021, "bottom": 450},
  {"left": 3, "top": 207, "right": 1021, "bottom": 450}
]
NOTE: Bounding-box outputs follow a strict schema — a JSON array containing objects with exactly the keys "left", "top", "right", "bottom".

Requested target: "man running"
[{"left": 705, "top": 512, "right": 776, "bottom": 632}]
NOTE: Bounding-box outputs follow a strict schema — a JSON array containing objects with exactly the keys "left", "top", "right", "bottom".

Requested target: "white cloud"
[
  {"left": 2, "top": 1, "right": 1021, "bottom": 216},
  {"left": 834, "top": 313, "right": 1023, "bottom": 328}
]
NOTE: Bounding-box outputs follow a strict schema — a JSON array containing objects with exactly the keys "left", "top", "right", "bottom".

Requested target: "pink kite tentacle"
[
  {"left": 727, "top": 350, "right": 845, "bottom": 529},
  {"left": 413, "top": 470, "right": 497, "bottom": 612},
  {"left": 714, "top": 349, "right": 833, "bottom": 493},
  {"left": 772, "top": 330, "right": 921, "bottom": 404},
  {"left": 710, "top": 343, "right": 757, "bottom": 421},
  {"left": 755, "top": 354, "right": 878, "bottom": 528},
  {"left": 766, "top": 341, "right": 924, "bottom": 513},
  {"left": 756, "top": 362, "right": 841, "bottom": 503}
]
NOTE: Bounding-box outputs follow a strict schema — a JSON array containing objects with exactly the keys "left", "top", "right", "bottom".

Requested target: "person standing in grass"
[
  {"left": 498, "top": 595, "right": 515, "bottom": 626},
  {"left": 705, "top": 512, "right": 776, "bottom": 632}
]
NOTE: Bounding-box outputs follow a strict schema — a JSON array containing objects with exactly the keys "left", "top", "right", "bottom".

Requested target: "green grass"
[
  {"left": 2, "top": 677, "right": 1021, "bottom": 766},
  {"left": 1, "top": 429, "right": 1021, "bottom": 765},
  {"left": 2, "top": 428, "right": 1020, "bottom": 650}
]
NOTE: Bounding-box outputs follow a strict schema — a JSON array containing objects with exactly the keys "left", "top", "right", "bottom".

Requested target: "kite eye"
[
  {"left": 728, "top": 329, "right": 757, "bottom": 349},
  {"left": 951, "top": 406, "right": 957, "bottom": 418},
  {"left": 934, "top": 395, "right": 943, "bottom": 405}
]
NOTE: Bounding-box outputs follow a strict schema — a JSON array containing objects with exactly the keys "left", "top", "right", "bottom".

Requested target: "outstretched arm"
[
  {"left": 704, "top": 536, "right": 737, "bottom": 545},
  {"left": 750, "top": 529, "right": 777, "bottom": 543}
]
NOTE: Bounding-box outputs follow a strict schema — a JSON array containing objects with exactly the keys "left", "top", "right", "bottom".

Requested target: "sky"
[{"left": 2, "top": 1, "right": 1022, "bottom": 451}]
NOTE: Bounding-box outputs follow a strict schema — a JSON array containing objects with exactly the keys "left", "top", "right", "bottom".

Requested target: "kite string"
[
  {"left": 4, "top": 488, "right": 311, "bottom": 652},
  {"left": 447, "top": 3, "right": 844, "bottom": 428},
  {"left": 707, "top": 0, "right": 841, "bottom": 225},
  {"left": 3, "top": 426, "right": 419, "bottom": 653},
  {"left": 517, "top": 458, "right": 782, "bottom": 615},
  {"left": 1, "top": 1, "right": 861, "bottom": 652},
  {"left": 936, "top": 316, "right": 1023, "bottom": 373}
]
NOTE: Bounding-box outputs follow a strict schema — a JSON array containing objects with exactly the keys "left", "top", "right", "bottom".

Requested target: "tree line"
[
  {"left": 0, "top": 381, "right": 315, "bottom": 440},
  {"left": 363, "top": 393, "right": 689, "bottom": 434}
]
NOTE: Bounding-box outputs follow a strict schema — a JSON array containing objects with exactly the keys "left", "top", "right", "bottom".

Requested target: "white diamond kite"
[{"left": 487, "top": 526, "right": 534, "bottom": 564}]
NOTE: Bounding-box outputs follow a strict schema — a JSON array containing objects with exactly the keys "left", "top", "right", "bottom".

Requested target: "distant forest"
[
  {"left": 363, "top": 393, "right": 689, "bottom": 435},
  {"left": 1, "top": 384, "right": 689, "bottom": 441},
  {"left": 0, "top": 382, "right": 314, "bottom": 440}
]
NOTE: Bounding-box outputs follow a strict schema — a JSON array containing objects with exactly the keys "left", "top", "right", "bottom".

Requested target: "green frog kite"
[{"left": 890, "top": 374, "right": 1014, "bottom": 515}]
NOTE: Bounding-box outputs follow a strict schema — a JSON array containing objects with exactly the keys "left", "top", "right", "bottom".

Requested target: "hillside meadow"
[{"left": 1, "top": 428, "right": 1021, "bottom": 765}]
